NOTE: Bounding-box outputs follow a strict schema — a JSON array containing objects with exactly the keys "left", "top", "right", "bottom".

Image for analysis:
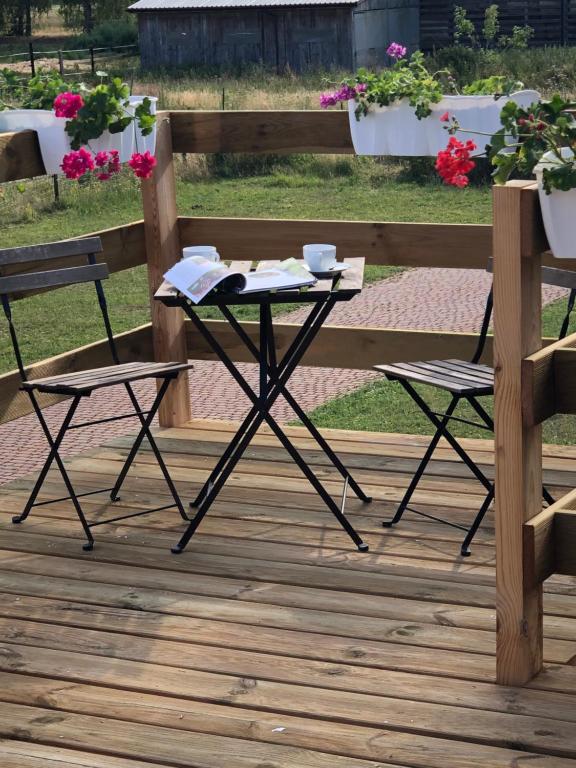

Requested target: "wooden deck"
[{"left": 0, "top": 418, "right": 575, "bottom": 768}]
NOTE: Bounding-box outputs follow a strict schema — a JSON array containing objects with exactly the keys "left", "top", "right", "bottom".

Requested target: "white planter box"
[
  {"left": 0, "top": 97, "right": 157, "bottom": 175},
  {"left": 536, "top": 183, "right": 576, "bottom": 258},
  {"left": 348, "top": 90, "right": 541, "bottom": 157},
  {"left": 0, "top": 109, "right": 71, "bottom": 174},
  {"left": 129, "top": 95, "right": 158, "bottom": 156},
  {"left": 536, "top": 150, "right": 576, "bottom": 259}
]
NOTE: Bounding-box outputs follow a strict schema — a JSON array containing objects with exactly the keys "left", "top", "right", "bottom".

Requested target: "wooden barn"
[
  {"left": 129, "top": 0, "right": 576, "bottom": 73},
  {"left": 128, "top": 0, "right": 419, "bottom": 72}
]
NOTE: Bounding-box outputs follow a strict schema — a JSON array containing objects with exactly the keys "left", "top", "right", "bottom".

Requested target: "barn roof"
[{"left": 129, "top": 0, "right": 357, "bottom": 9}]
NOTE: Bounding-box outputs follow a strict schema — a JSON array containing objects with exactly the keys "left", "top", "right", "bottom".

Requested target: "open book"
[{"left": 164, "top": 256, "right": 317, "bottom": 304}]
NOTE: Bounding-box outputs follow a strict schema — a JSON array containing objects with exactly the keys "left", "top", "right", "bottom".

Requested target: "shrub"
[{"left": 74, "top": 19, "right": 138, "bottom": 50}]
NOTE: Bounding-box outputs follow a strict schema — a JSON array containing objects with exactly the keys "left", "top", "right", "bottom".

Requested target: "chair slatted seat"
[
  {"left": 375, "top": 360, "right": 494, "bottom": 395},
  {"left": 374, "top": 263, "right": 576, "bottom": 556},
  {"left": 0, "top": 237, "right": 193, "bottom": 552},
  {"left": 23, "top": 361, "right": 191, "bottom": 395}
]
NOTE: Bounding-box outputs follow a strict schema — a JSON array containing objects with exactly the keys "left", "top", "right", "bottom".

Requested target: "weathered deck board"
[{"left": 0, "top": 419, "right": 576, "bottom": 767}]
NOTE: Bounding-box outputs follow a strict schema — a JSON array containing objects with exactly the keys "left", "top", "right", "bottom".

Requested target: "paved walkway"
[{"left": 0, "top": 268, "right": 566, "bottom": 485}]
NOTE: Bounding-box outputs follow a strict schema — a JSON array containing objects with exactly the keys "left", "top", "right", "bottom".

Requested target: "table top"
[{"left": 155, "top": 257, "right": 365, "bottom": 307}]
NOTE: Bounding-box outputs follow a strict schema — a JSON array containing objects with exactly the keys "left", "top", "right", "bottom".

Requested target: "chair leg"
[
  {"left": 110, "top": 378, "right": 189, "bottom": 521},
  {"left": 461, "top": 486, "right": 494, "bottom": 557},
  {"left": 400, "top": 383, "right": 492, "bottom": 493},
  {"left": 14, "top": 394, "right": 95, "bottom": 551},
  {"left": 383, "top": 392, "right": 461, "bottom": 528}
]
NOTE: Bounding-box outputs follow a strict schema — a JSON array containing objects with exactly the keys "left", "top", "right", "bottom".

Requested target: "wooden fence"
[
  {"left": 491, "top": 180, "right": 576, "bottom": 686},
  {"left": 1, "top": 109, "right": 575, "bottom": 685},
  {"left": 0, "top": 43, "right": 139, "bottom": 79}
]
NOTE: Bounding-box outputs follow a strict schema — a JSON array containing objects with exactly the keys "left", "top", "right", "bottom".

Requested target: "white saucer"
[{"left": 303, "top": 262, "right": 351, "bottom": 279}]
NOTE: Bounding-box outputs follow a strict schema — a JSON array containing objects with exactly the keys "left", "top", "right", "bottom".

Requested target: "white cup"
[
  {"left": 182, "top": 245, "right": 220, "bottom": 262},
  {"left": 303, "top": 244, "right": 337, "bottom": 272}
]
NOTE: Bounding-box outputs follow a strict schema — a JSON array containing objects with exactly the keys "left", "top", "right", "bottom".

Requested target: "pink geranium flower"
[
  {"left": 128, "top": 151, "right": 157, "bottom": 179},
  {"left": 94, "top": 150, "right": 121, "bottom": 181},
  {"left": 440, "top": 111, "right": 450, "bottom": 122},
  {"left": 386, "top": 42, "right": 407, "bottom": 59},
  {"left": 320, "top": 92, "right": 339, "bottom": 109},
  {"left": 54, "top": 92, "right": 84, "bottom": 120},
  {"left": 335, "top": 84, "right": 357, "bottom": 101},
  {"left": 60, "top": 148, "right": 94, "bottom": 180},
  {"left": 320, "top": 83, "right": 365, "bottom": 109}
]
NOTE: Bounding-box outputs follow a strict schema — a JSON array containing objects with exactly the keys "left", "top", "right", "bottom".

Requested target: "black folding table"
[{"left": 155, "top": 257, "right": 372, "bottom": 554}]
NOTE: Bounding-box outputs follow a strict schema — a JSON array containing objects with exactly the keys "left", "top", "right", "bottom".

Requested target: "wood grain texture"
[
  {"left": 0, "top": 419, "right": 575, "bottom": 767},
  {"left": 0, "top": 263, "right": 109, "bottom": 296},
  {"left": 522, "top": 335, "right": 576, "bottom": 425},
  {"left": 179, "top": 216, "right": 493, "bottom": 268},
  {"left": 0, "top": 237, "right": 102, "bottom": 266},
  {"left": 186, "top": 321, "right": 496, "bottom": 369},
  {"left": 524, "top": 490, "right": 576, "bottom": 585},
  {"left": 23, "top": 361, "right": 191, "bottom": 395},
  {"left": 141, "top": 113, "right": 190, "bottom": 427},
  {"left": 170, "top": 110, "right": 354, "bottom": 154},
  {"left": 0, "top": 130, "right": 45, "bottom": 182},
  {"left": 493, "top": 182, "right": 544, "bottom": 685}
]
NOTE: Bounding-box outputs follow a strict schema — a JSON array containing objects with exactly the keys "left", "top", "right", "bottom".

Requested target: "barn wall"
[
  {"left": 420, "top": 0, "right": 576, "bottom": 49},
  {"left": 353, "top": 0, "right": 419, "bottom": 67},
  {"left": 137, "top": 7, "right": 354, "bottom": 72}
]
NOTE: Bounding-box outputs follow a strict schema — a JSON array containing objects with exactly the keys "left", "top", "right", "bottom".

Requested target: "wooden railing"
[
  {"left": 2, "top": 111, "right": 576, "bottom": 687},
  {"left": 3, "top": 111, "right": 573, "bottom": 427},
  {"left": 0, "top": 111, "right": 504, "bottom": 425},
  {"left": 492, "top": 180, "right": 576, "bottom": 686}
]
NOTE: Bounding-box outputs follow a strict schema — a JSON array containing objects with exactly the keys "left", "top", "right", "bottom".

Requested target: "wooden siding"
[
  {"left": 421, "top": 0, "right": 576, "bottom": 49},
  {"left": 137, "top": 7, "right": 354, "bottom": 71}
]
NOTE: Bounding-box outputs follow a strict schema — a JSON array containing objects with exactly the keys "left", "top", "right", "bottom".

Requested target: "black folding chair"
[
  {"left": 374, "top": 263, "right": 576, "bottom": 557},
  {"left": 0, "top": 237, "right": 194, "bottom": 551}
]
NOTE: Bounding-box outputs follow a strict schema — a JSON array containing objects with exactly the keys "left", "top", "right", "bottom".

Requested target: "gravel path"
[{"left": 0, "top": 268, "right": 566, "bottom": 484}]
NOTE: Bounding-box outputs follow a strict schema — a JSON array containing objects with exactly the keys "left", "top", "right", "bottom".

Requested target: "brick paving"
[{"left": 0, "top": 268, "right": 567, "bottom": 485}]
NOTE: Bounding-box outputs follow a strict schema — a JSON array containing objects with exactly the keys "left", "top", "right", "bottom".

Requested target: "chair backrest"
[
  {"left": 540, "top": 265, "right": 576, "bottom": 340},
  {"left": 0, "top": 237, "right": 117, "bottom": 381},
  {"left": 476, "top": 259, "right": 576, "bottom": 363}
]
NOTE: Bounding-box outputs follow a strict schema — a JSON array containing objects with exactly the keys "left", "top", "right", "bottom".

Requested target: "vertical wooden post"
[
  {"left": 141, "top": 113, "right": 191, "bottom": 427},
  {"left": 494, "top": 181, "right": 543, "bottom": 685},
  {"left": 29, "top": 42, "right": 35, "bottom": 77}
]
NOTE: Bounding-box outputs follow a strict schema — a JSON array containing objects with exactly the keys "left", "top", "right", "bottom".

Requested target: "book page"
[
  {"left": 241, "top": 258, "right": 316, "bottom": 294},
  {"left": 164, "top": 256, "right": 245, "bottom": 304}
]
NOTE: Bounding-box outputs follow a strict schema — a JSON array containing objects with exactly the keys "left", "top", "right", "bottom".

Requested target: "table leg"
[
  {"left": 264, "top": 304, "right": 371, "bottom": 503},
  {"left": 221, "top": 303, "right": 372, "bottom": 503},
  {"left": 173, "top": 299, "right": 368, "bottom": 554},
  {"left": 191, "top": 302, "right": 327, "bottom": 507}
]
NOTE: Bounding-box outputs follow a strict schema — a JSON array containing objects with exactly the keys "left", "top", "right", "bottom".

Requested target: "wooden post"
[
  {"left": 28, "top": 42, "right": 35, "bottom": 76},
  {"left": 494, "top": 181, "right": 544, "bottom": 685},
  {"left": 141, "top": 113, "right": 191, "bottom": 427}
]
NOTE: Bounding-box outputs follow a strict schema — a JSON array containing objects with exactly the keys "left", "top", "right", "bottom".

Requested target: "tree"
[
  {"left": 0, "top": 0, "right": 52, "bottom": 36},
  {"left": 58, "top": 0, "right": 128, "bottom": 32}
]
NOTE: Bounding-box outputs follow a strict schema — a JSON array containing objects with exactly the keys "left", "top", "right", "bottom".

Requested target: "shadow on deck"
[{"left": 0, "top": 419, "right": 575, "bottom": 768}]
